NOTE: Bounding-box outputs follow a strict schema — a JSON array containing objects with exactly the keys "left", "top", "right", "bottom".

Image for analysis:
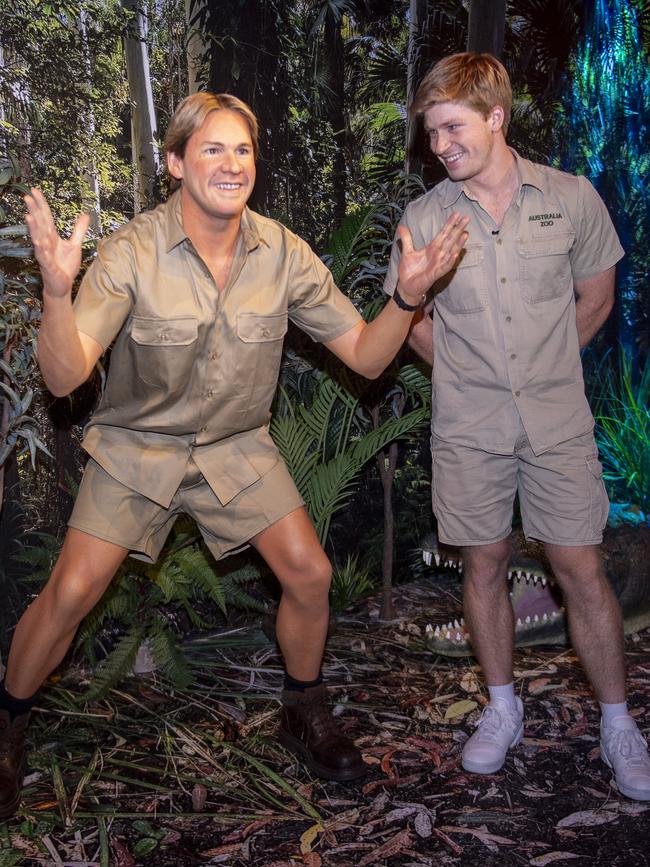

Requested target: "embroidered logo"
[{"left": 528, "top": 212, "right": 563, "bottom": 227}]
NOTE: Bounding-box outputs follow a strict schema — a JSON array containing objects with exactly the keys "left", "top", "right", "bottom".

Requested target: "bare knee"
[
  {"left": 44, "top": 561, "right": 114, "bottom": 624},
  {"left": 278, "top": 549, "right": 332, "bottom": 605},
  {"left": 463, "top": 539, "right": 511, "bottom": 589}
]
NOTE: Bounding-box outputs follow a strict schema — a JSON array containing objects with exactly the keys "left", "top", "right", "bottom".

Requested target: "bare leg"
[
  {"left": 545, "top": 543, "right": 625, "bottom": 703},
  {"left": 250, "top": 507, "right": 331, "bottom": 681},
  {"left": 5, "top": 529, "right": 128, "bottom": 698},
  {"left": 462, "top": 538, "right": 514, "bottom": 685}
]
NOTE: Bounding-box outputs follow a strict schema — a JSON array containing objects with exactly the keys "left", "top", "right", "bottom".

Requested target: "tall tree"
[
  {"left": 466, "top": 0, "right": 505, "bottom": 57},
  {"left": 122, "top": 0, "right": 161, "bottom": 211}
]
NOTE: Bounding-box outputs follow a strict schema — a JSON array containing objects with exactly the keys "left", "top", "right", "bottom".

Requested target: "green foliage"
[
  {"left": 0, "top": 157, "right": 50, "bottom": 473},
  {"left": 330, "top": 553, "right": 375, "bottom": 611},
  {"left": 592, "top": 349, "right": 650, "bottom": 523}
]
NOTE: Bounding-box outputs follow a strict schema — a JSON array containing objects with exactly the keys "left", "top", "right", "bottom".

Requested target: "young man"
[
  {"left": 384, "top": 53, "right": 650, "bottom": 801},
  {"left": 0, "top": 92, "right": 468, "bottom": 818}
]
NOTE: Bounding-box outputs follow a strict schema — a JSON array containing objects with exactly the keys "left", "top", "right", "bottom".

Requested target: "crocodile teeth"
[
  {"left": 541, "top": 577, "right": 547, "bottom": 587},
  {"left": 460, "top": 617, "right": 465, "bottom": 625},
  {"left": 517, "top": 617, "right": 523, "bottom": 626},
  {"left": 434, "top": 554, "right": 441, "bottom": 566},
  {"left": 454, "top": 631, "right": 463, "bottom": 641},
  {"left": 542, "top": 613, "right": 548, "bottom": 621},
  {"left": 525, "top": 615, "right": 531, "bottom": 624},
  {"left": 423, "top": 551, "right": 432, "bottom": 566},
  {"left": 425, "top": 623, "right": 433, "bottom": 634},
  {"left": 434, "top": 625, "right": 441, "bottom": 636},
  {"left": 551, "top": 610, "right": 558, "bottom": 618},
  {"left": 453, "top": 619, "right": 461, "bottom": 629},
  {"left": 508, "top": 570, "right": 515, "bottom": 580},
  {"left": 533, "top": 614, "right": 539, "bottom": 622}
]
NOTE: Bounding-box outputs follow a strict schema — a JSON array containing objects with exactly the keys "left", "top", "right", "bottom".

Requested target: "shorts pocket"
[{"left": 586, "top": 455, "right": 609, "bottom": 535}]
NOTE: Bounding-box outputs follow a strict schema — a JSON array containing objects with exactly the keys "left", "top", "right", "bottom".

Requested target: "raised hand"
[
  {"left": 24, "top": 188, "right": 91, "bottom": 299},
  {"left": 396, "top": 212, "right": 469, "bottom": 303}
]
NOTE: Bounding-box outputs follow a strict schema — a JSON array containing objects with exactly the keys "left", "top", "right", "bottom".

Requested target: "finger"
[
  {"left": 70, "top": 212, "right": 91, "bottom": 246},
  {"left": 396, "top": 224, "right": 415, "bottom": 256}
]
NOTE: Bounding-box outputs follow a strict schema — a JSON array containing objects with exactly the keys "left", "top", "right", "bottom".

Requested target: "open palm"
[
  {"left": 24, "top": 188, "right": 90, "bottom": 298},
  {"left": 397, "top": 212, "right": 469, "bottom": 299}
]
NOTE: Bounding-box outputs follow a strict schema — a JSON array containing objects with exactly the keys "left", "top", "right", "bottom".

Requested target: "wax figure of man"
[
  {"left": 384, "top": 53, "right": 650, "bottom": 801},
  {"left": 0, "top": 92, "right": 469, "bottom": 818}
]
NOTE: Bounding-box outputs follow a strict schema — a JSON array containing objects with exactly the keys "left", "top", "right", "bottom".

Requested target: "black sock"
[
  {"left": 283, "top": 671, "right": 323, "bottom": 692},
  {"left": 0, "top": 680, "right": 37, "bottom": 721}
]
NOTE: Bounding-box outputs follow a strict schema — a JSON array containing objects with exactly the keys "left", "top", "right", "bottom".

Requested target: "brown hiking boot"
[
  {"left": 279, "top": 684, "right": 366, "bottom": 781},
  {"left": 0, "top": 710, "right": 29, "bottom": 819}
]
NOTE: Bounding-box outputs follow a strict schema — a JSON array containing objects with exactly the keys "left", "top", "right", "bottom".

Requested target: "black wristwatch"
[{"left": 392, "top": 285, "right": 427, "bottom": 312}]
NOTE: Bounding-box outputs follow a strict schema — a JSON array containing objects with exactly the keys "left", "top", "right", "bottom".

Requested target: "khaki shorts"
[
  {"left": 431, "top": 425, "right": 609, "bottom": 547},
  {"left": 69, "top": 456, "right": 305, "bottom": 563}
]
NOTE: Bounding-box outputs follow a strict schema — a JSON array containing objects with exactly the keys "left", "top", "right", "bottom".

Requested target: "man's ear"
[
  {"left": 166, "top": 150, "right": 183, "bottom": 181},
  {"left": 489, "top": 106, "right": 505, "bottom": 132}
]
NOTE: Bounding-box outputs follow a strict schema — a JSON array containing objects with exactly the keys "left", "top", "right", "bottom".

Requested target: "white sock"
[
  {"left": 487, "top": 682, "right": 517, "bottom": 708},
  {"left": 600, "top": 700, "right": 629, "bottom": 727}
]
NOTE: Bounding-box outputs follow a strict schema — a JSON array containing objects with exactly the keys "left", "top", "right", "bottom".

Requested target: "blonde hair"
[
  {"left": 164, "top": 92, "right": 260, "bottom": 159},
  {"left": 411, "top": 52, "right": 512, "bottom": 135}
]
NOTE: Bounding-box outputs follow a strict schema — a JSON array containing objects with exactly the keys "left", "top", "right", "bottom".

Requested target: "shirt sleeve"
[
  {"left": 287, "top": 237, "right": 362, "bottom": 343},
  {"left": 570, "top": 176, "right": 625, "bottom": 281},
  {"left": 73, "top": 234, "right": 135, "bottom": 351}
]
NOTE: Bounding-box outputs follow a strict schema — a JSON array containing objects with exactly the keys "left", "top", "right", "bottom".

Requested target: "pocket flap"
[
  {"left": 236, "top": 313, "right": 288, "bottom": 343},
  {"left": 455, "top": 243, "right": 484, "bottom": 269},
  {"left": 520, "top": 232, "right": 574, "bottom": 258},
  {"left": 131, "top": 316, "right": 198, "bottom": 346}
]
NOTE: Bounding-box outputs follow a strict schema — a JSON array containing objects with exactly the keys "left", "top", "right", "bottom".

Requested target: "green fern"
[
  {"left": 149, "top": 617, "right": 193, "bottom": 689},
  {"left": 80, "top": 622, "right": 146, "bottom": 702}
]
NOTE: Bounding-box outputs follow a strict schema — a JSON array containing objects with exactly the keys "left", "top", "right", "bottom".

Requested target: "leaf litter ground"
[{"left": 3, "top": 570, "right": 650, "bottom": 867}]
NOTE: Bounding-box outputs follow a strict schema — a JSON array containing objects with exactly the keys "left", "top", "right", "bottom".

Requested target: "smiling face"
[
  {"left": 166, "top": 109, "right": 256, "bottom": 224},
  {"left": 423, "top": 101, "right": 504, "bottom": 185}
]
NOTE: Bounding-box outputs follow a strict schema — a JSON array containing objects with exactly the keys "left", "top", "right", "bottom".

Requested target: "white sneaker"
[
  {"left": 462, "top": 696, "right": 524, "bottom": 774},
  {"left": 601, "top": 715, "right": 650, "bottom": 801}
]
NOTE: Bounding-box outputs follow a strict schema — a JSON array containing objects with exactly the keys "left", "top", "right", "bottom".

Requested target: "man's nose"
[
  {"left": 223, "top": 150, "right": 242, "bottom": 172},
  {"left": 433, "top": 132, "right": 448, "bottom": 155}
]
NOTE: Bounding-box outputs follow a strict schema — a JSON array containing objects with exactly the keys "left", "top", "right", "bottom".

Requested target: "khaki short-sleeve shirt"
[
  {"left": 384, "top": 151, "right": 624, "bottom": 455},
  {"left": 72, "top": 191, "right": 361, "bottom": 506}
]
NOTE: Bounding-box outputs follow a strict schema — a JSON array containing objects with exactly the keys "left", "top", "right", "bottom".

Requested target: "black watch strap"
[{"left": 393, "top": 285, "right": 426, "bottom": 312}]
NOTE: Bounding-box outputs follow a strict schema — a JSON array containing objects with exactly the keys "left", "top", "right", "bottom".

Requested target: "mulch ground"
[{"left": 4, "top": 571, "right": 650, "bottom": 867}]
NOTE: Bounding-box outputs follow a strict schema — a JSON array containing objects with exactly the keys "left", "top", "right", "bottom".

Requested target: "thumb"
[
  {"left": 70, "top": 211, "right": 91, "bottom": 246},
  {"left": 396, "top": 224, "right": 414, "bottom": 256}
]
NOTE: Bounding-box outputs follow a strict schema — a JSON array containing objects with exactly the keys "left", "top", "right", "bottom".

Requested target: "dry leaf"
[
  {"left": 302, "top": 853, "right": 322, "bottom": 867},
  {"left": 191, "top": 783, "right": 208, "bottom": 812},
  {"left": 414, "top": 809, "right": 433, "bottom": 838},
  {"left": 556, "top": 810, "right": 618, "bottom": 829},
  {"left": 445, "top": 699, "right": 478, "bottom": 720},
  {"left": 300, "top": 822, "right": 323, "bottom": 855},
  {"left": 529, "top": 852, "right": 582, "bottom": 865},
  {"left": 460, "top": 671, "right": 479, "bottom": 693},
  {"left": 358, "top": 829, "right": 412, "bottom": 866}
]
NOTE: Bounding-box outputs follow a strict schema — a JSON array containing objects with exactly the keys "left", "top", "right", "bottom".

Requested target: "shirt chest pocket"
[
  {"left": 519, "top": 231, "right": 575, "bottom": 303},
  {"left": 434, "top": 243, "right": 487, "bottom": 314},
  {"left": 129, "top": 315, "right": 198, "bottom": 391},
  {"left": 236, "top": 312, "right": 288, "bottom": 391}
]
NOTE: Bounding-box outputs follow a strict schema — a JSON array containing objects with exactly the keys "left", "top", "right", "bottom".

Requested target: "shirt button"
[
  {"left": 496, "top": 238, "right": 503, "bottom": 245},
  {"left": 206, "top": 391, "right": 214, "bottom": 398},
  {"left": 500, "top": 277, "right": 507, "bottom": 284},
  {"left": 261, "top": 328, "right": 271, "bottom": 337},
  {"left": 506, "top": 316, "right": 512, "bottom": 322},
  {"left": 515, "top": 390, "right": 521, "bottom": 397},
  {"left": 510, "top": 353, "right": 517, "bottom": 360},
  {"left": 211, "top": 353, "right": 217, "bottom": 361}
]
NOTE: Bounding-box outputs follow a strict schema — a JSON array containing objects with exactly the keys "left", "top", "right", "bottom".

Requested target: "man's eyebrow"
[{"left": 199, "top": 139, "right": 252, "bottom": 147}]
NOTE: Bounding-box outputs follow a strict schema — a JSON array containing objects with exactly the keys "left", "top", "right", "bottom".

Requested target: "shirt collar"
[
  {"left": 163, "top": 189, "right": 269, "bottom": 253},
  {"left": 441, "top": 148, "right": 548, "bottom": 209}
]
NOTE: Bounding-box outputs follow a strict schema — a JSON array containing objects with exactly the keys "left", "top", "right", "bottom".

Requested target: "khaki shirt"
[
  {"left": 73, "top": 191, "right": 361, "bottom": 507},
  {"left": 384, "top": 151, "right": 624, "bottom": 455}
]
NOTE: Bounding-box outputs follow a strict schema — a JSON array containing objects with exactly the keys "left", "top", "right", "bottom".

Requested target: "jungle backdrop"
[{"left": 0, "top": 0, "right": 649, "bottom": 680}]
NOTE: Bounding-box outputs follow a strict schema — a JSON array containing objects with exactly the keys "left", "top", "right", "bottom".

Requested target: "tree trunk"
[
  {"left": 324, "top": 11, "right": 347, "bottom": 227},
  {"left": 185, "top": 0, "right": 206, "bottom": 94},
  {"left": 405, "top": 0, "right": 427, "bottom": 176},
  {"left": 78, "top": 8, "right": 102, "bottom": 234},
  {"left": 122, "top": 0, "right": 161, "bottom": 212},
  {"left": 466, "top": 0, "right": 506, "bottom": 58}
]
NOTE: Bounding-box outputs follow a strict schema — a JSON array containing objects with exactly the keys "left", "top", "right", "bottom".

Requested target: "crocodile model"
[{"left": 420, "top": 526, "right": 650, "bottom": 657}]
